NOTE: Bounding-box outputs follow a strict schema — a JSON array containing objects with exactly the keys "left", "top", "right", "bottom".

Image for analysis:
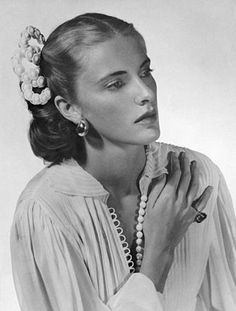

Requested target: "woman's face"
[{"left": 75, "top": 35, "right": 160, "bottom": 146}]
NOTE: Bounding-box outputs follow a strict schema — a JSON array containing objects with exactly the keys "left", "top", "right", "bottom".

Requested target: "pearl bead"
[
  {"left": 21, "top": 72, "right": 31, "bottom": 83},
  {"left": 14, "top": 64, "right": 24, "bottom": 76},
  {"left": 27, "top": 26, "right": 35, "bottom": 35},
  {"left": 40, "top": 93, "right": 47, "bottom": 103},
  {"left": 139, "top": 201, "right": 146, "bottom": 208},
  {"left": 137, "top": 215, "right": 144, "bottom": 223},
  {"left": 32, "top": 80, "right": 38, "bottom": 88},
  {"left": 37, "top": 76, "right": 45, "bottom": 87},
  {"left": 138, "top": 208, "right": 145, "bottom": 216},
  {"left": 40, "top": 88, "right": 51, "bottom": 104},
  {"left": 29, "top": 68, "right": 39, "bottom": 80},
  {"left": 32, "top": 54, "right": 40, "bottom": 65},
  {"left": 136, "top": 223, "right": 142, "bottom": 231},
  {"left": 136, "top": 259, "right": 142, "bottom": 266},
  {"left": 21, "top": 83, "right": 32, "bottom": 92},
  {"left": 136, "top": 231, "right": 143, "bottom": 238},
  {"left": 44, "top": 88, "right": 51, "bottom": 98},
  {"left": 136, "top": 253, "right": 143, "bottom": 260},
  {"left": 141, "top": 195, "right": 147, "bottom": 202},
  {"left": 136, "top": 238, "right": 142, "bottom": 245},
  {"left": 32, "top": 93, "right": 40, "bottom": 105},
  {"left": 136, "top": 246, "right": 142, "bottom": 252},
  {"left": 25, "top": 50, "right": 33, "bottom": 61},
  {"left": 32, "top": 93, "right": 39, "bottom": 99},
  {"left": 24, "top": 90, "right": 33, "bottom": 101}
]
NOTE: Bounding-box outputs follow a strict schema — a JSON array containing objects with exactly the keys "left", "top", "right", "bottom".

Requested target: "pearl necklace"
[
  {"left": 135, "top": 194, "right": 148, "bottom": 269},
  {"left": 109, "top": 193, "right": 148, "bottom": 272},
  {"left": 108, "top": 195, "right": 148, "bottom": 272},
  {"left": 109, "top": 146, "right": 150, "bottom": 271}
]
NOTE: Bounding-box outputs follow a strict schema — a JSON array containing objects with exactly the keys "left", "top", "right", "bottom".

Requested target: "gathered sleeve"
[
  {"left": 196, "top": 169, "right": 236, "bottom": 310},
  {"left": 11, "top": 198, "right": 163, "bottom": 311}
]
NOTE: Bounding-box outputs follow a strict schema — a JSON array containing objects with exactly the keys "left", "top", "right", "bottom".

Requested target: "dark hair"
[{"left": 27, "top": 13, "right": 146, "bottom": 164}]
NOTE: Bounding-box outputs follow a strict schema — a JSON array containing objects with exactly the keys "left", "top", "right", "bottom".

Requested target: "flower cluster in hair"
[{"left": 11, "top": 26, "right": 51, "bottom": 105}]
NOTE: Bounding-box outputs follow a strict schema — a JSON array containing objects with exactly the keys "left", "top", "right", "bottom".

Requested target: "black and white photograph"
[{"left": 0, "top": 1, "right": 235, "bottom": 310}]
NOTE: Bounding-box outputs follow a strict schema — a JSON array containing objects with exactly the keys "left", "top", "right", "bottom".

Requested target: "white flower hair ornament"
[{"left": 11, "top": 26, "right": 51, "bottom": 106}]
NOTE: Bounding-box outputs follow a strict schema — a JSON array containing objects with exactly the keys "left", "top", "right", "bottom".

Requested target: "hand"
[{"left": 140, "top": 151, "right": 213, "bottom": 292}]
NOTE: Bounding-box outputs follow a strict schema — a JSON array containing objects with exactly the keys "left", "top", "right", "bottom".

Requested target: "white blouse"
[{"left": 11, "top": 142, "right": 236, "bottom": 311}]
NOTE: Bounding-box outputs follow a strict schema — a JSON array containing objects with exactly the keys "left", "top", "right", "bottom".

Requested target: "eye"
[
  {"left": 140, "top": 67, "right": 154, "bottom": 78},
  {"left": 106, "top": 80, "right": 125, "bottom": 90}
]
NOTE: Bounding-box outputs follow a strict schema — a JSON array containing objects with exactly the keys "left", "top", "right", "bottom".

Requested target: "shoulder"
[
  {"left": 16, "top": 165, "right": 64, "bottom": 208},
  {"left": 150, "top": 141, "right": 221, "bottom": 186},
  {"left": 13, "top": 160, "right": 108, "bottom": 225},
  {"left": 13, "top": 164, "right": 72, "bottom": 225},
  {"left": 12, "top": 164, "right": 83, "bottom": 241},
  {"left": 13, "top": 165, "right": 62, "bottom": 225}
]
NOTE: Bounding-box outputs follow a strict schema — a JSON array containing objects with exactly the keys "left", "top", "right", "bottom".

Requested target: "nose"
[{"left": 134, "top": 78, "right": 155, "bottom": 106}]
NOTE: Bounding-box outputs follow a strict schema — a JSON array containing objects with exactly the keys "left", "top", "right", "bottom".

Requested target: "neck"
[{"left": 82, "top": 140, "right": 147, "bottom": 197}]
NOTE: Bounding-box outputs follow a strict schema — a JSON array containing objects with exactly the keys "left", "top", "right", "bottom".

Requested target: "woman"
[{"left": 11, "top": 13, "right": 236, "bottom": 311}]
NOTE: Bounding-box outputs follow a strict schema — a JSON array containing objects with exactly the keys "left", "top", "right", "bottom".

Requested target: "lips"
[{"left": 134, "top": 111, "right": 156, "bottom": 123}]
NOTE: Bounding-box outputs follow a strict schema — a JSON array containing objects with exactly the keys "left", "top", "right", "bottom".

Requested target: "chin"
[
  {"left": 146, "top": 124, "right": 160, "bottom": 140},
  {"left": 147, "top": 131, "right": 160, "bottom": 144},
  {"left": 135, "top": 119, "right": 160, "bottom": 143},
  {"left": 136, "top": 128, "right": 160, "bottom": 145}
]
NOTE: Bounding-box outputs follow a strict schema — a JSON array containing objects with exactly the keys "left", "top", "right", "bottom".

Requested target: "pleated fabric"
[{"left": 11, "top": 142, "right": 236, "bottom": 311}]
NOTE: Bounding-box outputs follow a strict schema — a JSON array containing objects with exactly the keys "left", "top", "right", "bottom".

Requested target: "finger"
[
  {"left": 166, "top": 152, "right": 181, "bottom": 191},
  {"left": 186, "top": 160, "right": 200, "bottom": 206},
  {"left": 148, "top": 174, "right": 167, "bottom": 206},
  {"left": 176, "top": 152, "right": 191, "bottom": 202},
  {"left": 166, "top": 151, "right": 173, "bottom": 172},
  {"left": 192, "top": 185, "right": 213, "bottom": 212}
]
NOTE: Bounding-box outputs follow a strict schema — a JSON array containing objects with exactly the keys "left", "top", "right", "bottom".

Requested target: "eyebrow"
[{"left": 96, "top": 57, "right": 151, "bottom": 84}]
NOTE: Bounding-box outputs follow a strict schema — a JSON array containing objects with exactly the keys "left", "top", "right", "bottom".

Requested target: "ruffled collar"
[{"left": 46, "top": 142, "right": 168, "bottom": 197}]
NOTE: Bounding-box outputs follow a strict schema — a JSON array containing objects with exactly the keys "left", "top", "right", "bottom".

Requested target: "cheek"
[{"left": 81, "top": 94, "right": 128, "bottom": 126}]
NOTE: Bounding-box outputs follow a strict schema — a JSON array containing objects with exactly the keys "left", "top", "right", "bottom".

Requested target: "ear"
[{"left": 54, "top": 96, "right": 82, "bottom": 124}]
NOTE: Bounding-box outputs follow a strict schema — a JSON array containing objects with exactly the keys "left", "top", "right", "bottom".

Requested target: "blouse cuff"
[{"left": 107, "top": 272, "right": 163, "bottom": 311}]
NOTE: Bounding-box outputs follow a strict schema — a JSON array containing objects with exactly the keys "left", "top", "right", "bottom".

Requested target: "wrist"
[{"left": 140, "top": 249, "right": 174, "bottom": 292}]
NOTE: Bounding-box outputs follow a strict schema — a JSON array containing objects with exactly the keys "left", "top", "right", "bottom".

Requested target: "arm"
[
  {"left": 141, "top": 151, "right": 213, "bottom": 292},
  {"left": 11, "top": 199, "right": 162, "bottom": 311},
  {"left": 196, "top": 170, "right": 236, "bottom": 310}
]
